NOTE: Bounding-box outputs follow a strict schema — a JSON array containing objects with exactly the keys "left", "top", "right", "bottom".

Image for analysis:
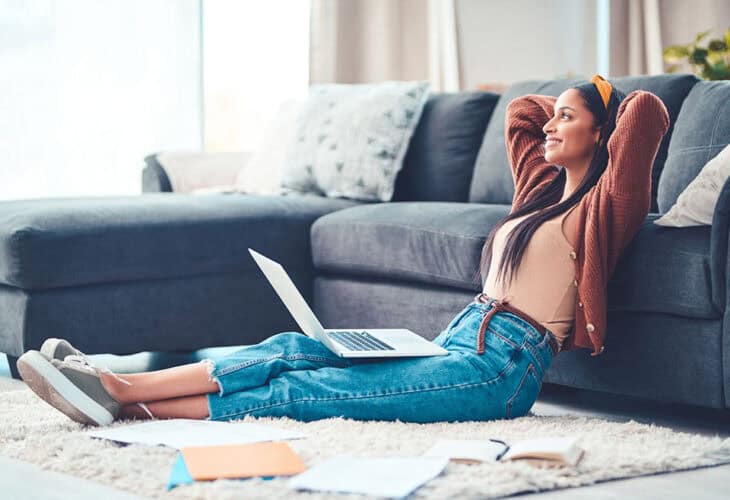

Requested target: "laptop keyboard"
[{"left": 327, "top": 331, "right": 395, "bottom": 351}]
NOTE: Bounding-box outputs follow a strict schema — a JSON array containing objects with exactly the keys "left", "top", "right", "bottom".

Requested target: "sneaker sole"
[{"left": 17, "top": 351, "right": 114, "bottom": 426}]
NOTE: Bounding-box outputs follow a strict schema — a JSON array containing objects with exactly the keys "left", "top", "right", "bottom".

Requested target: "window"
[
  {"left": 0, "top": 0, "right": 310, "bottom": 199},
  {"left": 203, "top": 0, "right": 310, "bottom": 152},
  {"left": 0, "top": 0, "right": 202, "bottom": 200}
]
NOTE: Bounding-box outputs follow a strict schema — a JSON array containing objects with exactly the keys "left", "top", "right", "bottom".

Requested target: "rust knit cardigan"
[{"left": 504, "top": 90, "right": 670, "bottom": 356}]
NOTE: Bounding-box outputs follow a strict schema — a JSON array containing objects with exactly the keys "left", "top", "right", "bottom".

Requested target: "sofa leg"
[{"left": 6, "top": 355, "right": 21, "bottom": 379}]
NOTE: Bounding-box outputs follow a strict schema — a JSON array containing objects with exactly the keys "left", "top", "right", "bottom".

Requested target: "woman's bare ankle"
[
  {"left": 119, "top": 403, "right": 155, "bottom": 420},
  {"left": 99, "top": 371, "right": 129, "bottom": 403}
]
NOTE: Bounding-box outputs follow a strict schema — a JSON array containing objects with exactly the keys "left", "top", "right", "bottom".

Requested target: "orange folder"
[{"left": 180, "top": 441, "right": 307, "bottom": 480}]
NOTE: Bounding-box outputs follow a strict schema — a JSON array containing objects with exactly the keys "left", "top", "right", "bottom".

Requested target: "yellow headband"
[{"left": 590, "top": 74, "right": 612, "bottom": 109}]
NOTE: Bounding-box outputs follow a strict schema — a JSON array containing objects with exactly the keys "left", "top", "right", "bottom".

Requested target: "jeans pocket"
[{"left": 505, "top": 363, "right": 541, "bottom": 419}]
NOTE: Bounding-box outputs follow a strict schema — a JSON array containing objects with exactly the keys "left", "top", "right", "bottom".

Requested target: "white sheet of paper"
[
  {"left": 288, "top": 455, "right": 449, "bottom": 499},
  {"left": 86, "top": 418, "right": 306, "bottom": 449},
  {"left": 423, "top": 439, "right": 507, "bottom": 462},
  {"left": 502, "top": 436, "right": 579, "bottom": 459}
]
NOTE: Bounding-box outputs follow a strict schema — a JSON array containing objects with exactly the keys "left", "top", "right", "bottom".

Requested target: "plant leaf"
[
  {"left": 690, "top": 47, "right": 709, "bottom": 64},
  {"left": 663, "top": 45, "right": 689, "bottom": 62},
  {"left": 710, "top": 61, "right": 730, "bottom": 80},
  {"left": 706, "top": 50, "right": 725, "bottom": 65},
  {"left": 726, "top": 28, "right": 730, "bottom": 50},
  {"left": 708, "top": 39, "right": 726, "bottom": 51},
  {"left": 695, "top": 29, "right": 712, "bottom": 44}
]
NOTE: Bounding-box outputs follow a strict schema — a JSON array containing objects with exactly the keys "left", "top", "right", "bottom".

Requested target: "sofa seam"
[
  {"left": 315, "top": 220, "right": 487, "bottom": 241},
  {"left": 314, "top": 261, "right": 479, "bottom": 289},
  {"left": 669, "top": 143, "right": 729, "bottom": 155}
]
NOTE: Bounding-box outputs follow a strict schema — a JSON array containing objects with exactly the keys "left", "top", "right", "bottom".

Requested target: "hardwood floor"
[{"left": 1, "top": 354, "right": 729, "bottom": 499}]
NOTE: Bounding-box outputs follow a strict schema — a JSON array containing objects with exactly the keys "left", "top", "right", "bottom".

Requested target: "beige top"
[{"left": 482, "top": 205, "right": 579, "bottom": 349}]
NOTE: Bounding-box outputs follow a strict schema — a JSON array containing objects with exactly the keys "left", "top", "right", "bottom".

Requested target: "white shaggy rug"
[{"left": 2, "top": 387, "right": 730, "bottom": 499}]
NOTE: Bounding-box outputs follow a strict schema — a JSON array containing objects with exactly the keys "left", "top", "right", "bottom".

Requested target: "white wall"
[
  {"left": 456, "top": 0, "right": 599, "bottom": 88},
  {"left": 0, "top": 0, "right": 202, "bottom": 200},
  {"left": 659, "top": 0, "right": 730, "bottom": 51}
]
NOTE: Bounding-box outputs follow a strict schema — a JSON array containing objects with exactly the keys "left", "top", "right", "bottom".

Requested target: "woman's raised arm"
[
  {"left": 505, "top": 94, "right": 560, "bottom": 209},
  {"left": 604, "top": 90, "right": 670, "bottom": 199}
]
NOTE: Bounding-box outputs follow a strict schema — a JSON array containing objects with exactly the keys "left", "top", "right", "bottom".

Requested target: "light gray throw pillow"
[
  {"left": 654, "top": 143, "right": 730, "bottom": 227},
  {"left": 280, "top": 80, "right": 431, "bottom": 202}
]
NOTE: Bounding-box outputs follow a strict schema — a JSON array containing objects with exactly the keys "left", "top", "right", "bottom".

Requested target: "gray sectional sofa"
[{"left": 2, "top": 73, "right": 730, "bottom": 412}]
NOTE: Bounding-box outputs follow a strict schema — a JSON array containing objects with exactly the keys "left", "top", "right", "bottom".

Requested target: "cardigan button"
[
  {"left": 578, "top": 301, "right": 583, "bottom": 308},
  {"left": 569, "top": 250, "right": 577, "bottom": 260},
  {"left": 573, "top": 279, "right": 578, "bottom": 287},
  {"left": 586, "top": 323, "right": 595, "bottom": 333}
]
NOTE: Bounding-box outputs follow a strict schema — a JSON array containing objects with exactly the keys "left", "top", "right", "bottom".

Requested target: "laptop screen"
[{"left": 248, "top": 248, "right": 326, "bottom": 340}]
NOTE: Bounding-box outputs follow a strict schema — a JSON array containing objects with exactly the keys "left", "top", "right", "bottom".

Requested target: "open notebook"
[{"left": 424, "top": 436, "right": 584, "bottom": 467}]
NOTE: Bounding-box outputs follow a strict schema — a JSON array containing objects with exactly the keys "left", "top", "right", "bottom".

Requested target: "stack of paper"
[
  {"left": 90, "top": 420, "right": 582, "bottom": 493},
  {"left": 86, "top": 419, "right": 311, "bottom": 491}
]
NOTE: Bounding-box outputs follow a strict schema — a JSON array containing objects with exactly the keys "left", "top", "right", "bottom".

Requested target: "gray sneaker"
[
  {"left": 17, "top": 350, "right": 125, "bottom": 426},
  {"left": 40, "top": 338, "right": 85, "bottom": 362}
]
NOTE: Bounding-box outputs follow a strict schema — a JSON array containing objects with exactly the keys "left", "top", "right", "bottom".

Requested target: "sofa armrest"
[
  {"left": 141, "top": 151, "right": 252, "bottom": 193},
  {"left": 709, "top": 175, "right": 730, "bottom": 407},
  {"left": 142, "top": 154, "right": 173, "bottom": 192},
  {"left": 710, "top": 175, "right": 730, "bottom": 311}
]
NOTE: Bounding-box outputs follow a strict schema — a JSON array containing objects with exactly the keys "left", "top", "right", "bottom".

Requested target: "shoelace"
[
  {"left": 136, "top": 402, "right": 156, "bottom": 419},
  {"left": 63, "top": 354, "right": 132, "bottom": 386}
]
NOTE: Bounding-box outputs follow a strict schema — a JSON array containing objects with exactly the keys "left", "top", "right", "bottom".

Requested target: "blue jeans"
[{"left": 205, "top": 296, "right": 556, "bottom": 422}]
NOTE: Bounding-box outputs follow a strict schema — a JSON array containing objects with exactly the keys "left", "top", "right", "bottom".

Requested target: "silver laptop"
[{"left": 248, "top": 248, "right": 448, "bottom": 358}]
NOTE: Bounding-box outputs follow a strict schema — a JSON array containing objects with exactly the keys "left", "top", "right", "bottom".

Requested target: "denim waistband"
[{"left": 469, "top": 293, "right": 559, "bottom": 357}]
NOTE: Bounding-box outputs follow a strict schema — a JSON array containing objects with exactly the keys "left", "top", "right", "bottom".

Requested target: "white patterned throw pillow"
[
  {"left": 280, "top": 80, "right": 431, "bottom": 202},
  {"left": 234, "top": 99, "right": 305, "bottom": 195},
  {"left": 654, "top": 143, "right": 730, "bottom": 227}
]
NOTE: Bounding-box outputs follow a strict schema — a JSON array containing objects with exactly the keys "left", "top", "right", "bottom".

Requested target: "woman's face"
[{"left": 541, "top": 88, "right": 601, "bottom": 168}]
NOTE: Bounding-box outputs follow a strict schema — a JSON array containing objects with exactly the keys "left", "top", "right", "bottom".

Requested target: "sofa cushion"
[
  {"left": 312, "top": 202, "right": 718, "bottom": 319},
  {"left": 391, "top": 91, "right": 499, "bottom": 202},
  {"left": 609, "top": 214, "right": 719, "bottom": 319},
  {"left": 312, "top": 202, "right": 503, "bottom": 291},
  {"left": 0, "top": 193, "right": 363, "bottom": 290},
  {"left": 657, "top": 80, "right": 730, "bottom": 214},
  {"left": 468, "top": 74, "right": 699, "bottom": 213}
]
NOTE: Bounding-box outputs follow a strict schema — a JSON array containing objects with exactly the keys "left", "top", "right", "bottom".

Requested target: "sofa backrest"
[
  {"left": 467, "top": 73, "right": 700, "bottom": 213},
  {"left": 391, "top": 91, "right": 500, "bottom": 202},
  {"left": 657, "top": 80, "right": 730, "bottom": 213}
]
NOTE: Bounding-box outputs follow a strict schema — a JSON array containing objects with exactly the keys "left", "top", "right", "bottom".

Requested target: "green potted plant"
[{"left": 663, "top": 27, "right": 730, "bottom": 80}]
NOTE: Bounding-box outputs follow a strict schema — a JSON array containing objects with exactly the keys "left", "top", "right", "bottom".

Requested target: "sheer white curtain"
[
  {"left": 203, "top": 0, "right": 310, "bottom": 152},
  {"left": 427, "top": 0, "right": 461, "bottom": 92},
  {"left": 0, "top": 0, "right": 202, "bottom": 200}
]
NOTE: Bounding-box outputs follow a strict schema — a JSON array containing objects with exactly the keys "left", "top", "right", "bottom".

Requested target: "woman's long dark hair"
[{"left": 472, "top": 81, "right": 626, "bottom": 289}]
